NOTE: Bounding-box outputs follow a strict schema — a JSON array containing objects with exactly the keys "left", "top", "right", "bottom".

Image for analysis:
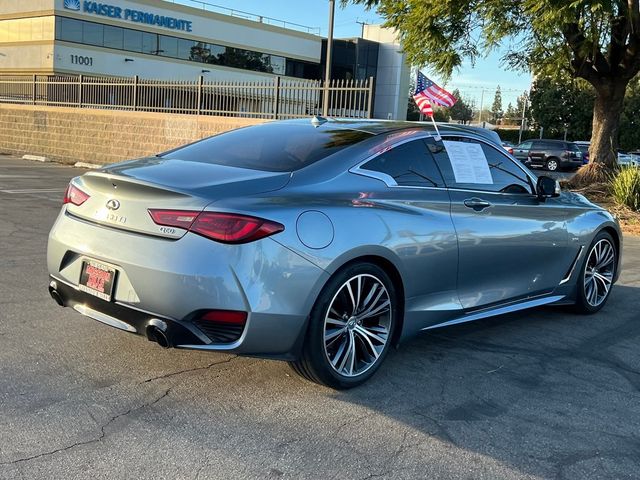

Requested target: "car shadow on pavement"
[{"left": 332, "top": 284, "right": 640, "bottom": 479}]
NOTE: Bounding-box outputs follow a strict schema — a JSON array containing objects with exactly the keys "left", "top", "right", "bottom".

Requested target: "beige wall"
[
  {"left": 0, "top": 0, "right": 54, "bottom": 17},
  {"left": 0, "top": 104, "right": 266, "bottom": 164}
]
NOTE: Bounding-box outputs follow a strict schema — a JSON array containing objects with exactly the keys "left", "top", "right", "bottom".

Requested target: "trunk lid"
[{"left": 66, "top": 157, "right": 291, "bottom": 239}]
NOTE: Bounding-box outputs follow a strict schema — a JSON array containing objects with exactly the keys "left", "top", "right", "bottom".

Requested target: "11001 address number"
[{"left": 70, "top": 55, "right": 94, "bottom": 66}]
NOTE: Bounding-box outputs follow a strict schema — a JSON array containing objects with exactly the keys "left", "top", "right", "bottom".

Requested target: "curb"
[
  {"left": 22, "top": 154, "right": 49, "bottom": 162},
  {"left": 74, "top": 162, "right": 103, "bottom": 169}
]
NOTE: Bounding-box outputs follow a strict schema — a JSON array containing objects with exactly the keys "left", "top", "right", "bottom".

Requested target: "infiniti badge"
[{"left": 106, "top": 199, "right": 120, "bottom": 211}]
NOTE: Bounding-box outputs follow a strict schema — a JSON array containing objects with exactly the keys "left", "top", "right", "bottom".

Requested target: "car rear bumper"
[{"left": 47, "top": 209, "right": 330, "bottom": 359}]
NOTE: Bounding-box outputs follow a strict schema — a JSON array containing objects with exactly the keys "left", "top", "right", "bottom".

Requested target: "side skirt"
[{"left": 421, "top": 295, "right": 565, "bottom": 331}]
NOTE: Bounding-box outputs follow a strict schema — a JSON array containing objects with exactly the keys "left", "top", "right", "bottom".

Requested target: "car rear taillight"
[
  {"left": 201, "top": 310, "right": 247, "bottom": 325},
  {"left": 148, "top": 209, "right": 284, "bottom": 244},
  {"left": 147, "top": 209, "right": 200, "bottom": 230},
  {"left": 507, "top": 147, "right": 514, "bottom": 155},
  {"left": 63, "top": 183, "right": 90, "bottom": 206}
]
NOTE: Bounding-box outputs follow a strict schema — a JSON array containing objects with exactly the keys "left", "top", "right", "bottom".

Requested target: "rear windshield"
[
  {"left": 567, "top": 143, "right": 581, "bottom": 152},
  {"left": 162, "top": 123, "right": 372, "bottom": 172}
]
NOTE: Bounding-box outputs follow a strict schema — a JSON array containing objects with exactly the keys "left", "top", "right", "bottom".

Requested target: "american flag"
[{"left": 413, "top": 71, "right": 457, "bottom": 117}]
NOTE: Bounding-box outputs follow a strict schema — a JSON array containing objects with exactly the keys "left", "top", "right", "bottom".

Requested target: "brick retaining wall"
[{"left": 0, "top": 104, "right": 266, "bottom": 165}]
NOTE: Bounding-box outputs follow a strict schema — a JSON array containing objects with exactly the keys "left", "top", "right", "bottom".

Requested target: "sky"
[{"left": 174, "top": 0, "right": 532, "bottom": 109}]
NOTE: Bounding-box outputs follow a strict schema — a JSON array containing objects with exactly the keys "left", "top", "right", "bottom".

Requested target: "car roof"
[{"left": 277, "top": 118, "right": 503, "bottom": 146}]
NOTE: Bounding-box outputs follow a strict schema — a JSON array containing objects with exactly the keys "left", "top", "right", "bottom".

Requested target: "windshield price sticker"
[{"left": 443, "top": 140, "right": 493, "bottom": 184}]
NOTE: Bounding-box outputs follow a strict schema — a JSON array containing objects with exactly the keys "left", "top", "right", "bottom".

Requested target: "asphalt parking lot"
[{"left": 1, "top": 157, "right": 639, "bottom": 480}]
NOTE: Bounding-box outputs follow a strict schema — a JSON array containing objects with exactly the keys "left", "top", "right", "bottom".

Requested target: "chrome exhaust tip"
[
  {"left": 146, "top": 325, "right": 171, "bottom": 348},
  {"left": 49, "top": 286, "right": 64, "bottom": 307}
]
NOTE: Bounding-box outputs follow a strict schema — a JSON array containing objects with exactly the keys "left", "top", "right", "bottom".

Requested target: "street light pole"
[{"left": 322, "top": 0, "right": 335, "bottom": 117}]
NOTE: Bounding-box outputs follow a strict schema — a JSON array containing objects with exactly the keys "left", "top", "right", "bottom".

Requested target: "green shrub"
[{"left": 611, "top": 167, "right": 640, "bottom": 211}]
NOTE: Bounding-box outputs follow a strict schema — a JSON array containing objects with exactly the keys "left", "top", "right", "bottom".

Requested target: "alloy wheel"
[
  {"left": 323, "top": 274, "right": 392, "bottom": 377},
  {"left": 584, "top": 239, "right": 615, "bottom": 307},
  {"left": 547, "top": 159, "right": 558, "bottom": 171}
]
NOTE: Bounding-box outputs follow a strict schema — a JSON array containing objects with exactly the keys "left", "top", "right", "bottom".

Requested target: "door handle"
[{"left": 464, "top": 198, "right": 492, "bottom": 211}]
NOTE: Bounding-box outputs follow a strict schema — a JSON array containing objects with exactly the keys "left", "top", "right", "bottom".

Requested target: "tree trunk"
[
  {"left": 571, "top": 80, "right": 626, "bottom": 186},
  {"left": 590, "top": 81, "right": 626, "bottom": 169}
]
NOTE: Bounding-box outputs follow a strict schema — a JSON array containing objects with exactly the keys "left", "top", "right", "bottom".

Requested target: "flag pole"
[{"left": 429, "top": 114, "right": 441, "bottom": 141}]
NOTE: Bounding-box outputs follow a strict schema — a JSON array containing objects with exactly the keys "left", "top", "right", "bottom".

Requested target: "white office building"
[{"left": 0, "top": 0, "right": 410, "bottom": 119}]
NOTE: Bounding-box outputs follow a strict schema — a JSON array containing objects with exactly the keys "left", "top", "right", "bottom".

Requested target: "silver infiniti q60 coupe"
[{"left": 47, "top": 119, "right": 622, "bottom": 388}]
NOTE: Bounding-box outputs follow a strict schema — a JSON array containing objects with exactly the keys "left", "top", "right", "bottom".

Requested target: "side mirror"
[{"left": 536, "top": 175, "right": 561, "bottom": 199}]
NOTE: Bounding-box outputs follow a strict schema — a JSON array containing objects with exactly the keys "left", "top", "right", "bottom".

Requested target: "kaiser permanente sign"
[{"left": 64, "top": 0, "right": 193, "bottom": 32}]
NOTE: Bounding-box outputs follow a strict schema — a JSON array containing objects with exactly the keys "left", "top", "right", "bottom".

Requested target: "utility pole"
[
  {"left": 518, "top": 92, "right": 528, "bottom": 144},
  {"left": 322, "top": 0, "right": 335, "bottom": 117},
  {"left": 356, "top": 20, "right": 367, "bottom": 38},
  {"left": 478, "top": 88, "right": 484, "bottom": 124}
]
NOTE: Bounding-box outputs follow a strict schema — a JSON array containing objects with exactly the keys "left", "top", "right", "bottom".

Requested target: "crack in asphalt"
[
  {"left": 0, "top": 389, "right": 171, "bottom": 467},
  {"left": 358, "top": 430, "right": 420, "bottom": 480},
  {"left": 137, "top": 355, "right": 239, "bottom": 385}
]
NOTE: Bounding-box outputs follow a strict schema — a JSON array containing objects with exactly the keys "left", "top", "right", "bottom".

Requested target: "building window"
[
  {"left": 123, "top": 29, "right": 142, "bottom": 52},
  {"left": 142, "top": 32, "right": 157, "bottom": 54},
  {"left": 270, "top": 55, "right": 285, "bottom": 75},
  {"left": 53, "top": 16, "right": 321, "bottom": 79},
  {"left": 177, "top": 38, "right": 194, "bottom": 60},
  {"left": 55, "top": 17, "right": 82, "bottom": 43},
  {"left": 158, "top": 35, "right": 178, "bottom": 58},
  {"left": 103, "top": 25, "right": 123, "bottom": 50},
  {"left": 82, "top": 22, "right": 103, "bottom": 46}
]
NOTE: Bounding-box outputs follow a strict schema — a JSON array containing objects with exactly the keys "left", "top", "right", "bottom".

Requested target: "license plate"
[{"left": 78, "top": 259, "right": 116, "bottom": 301}]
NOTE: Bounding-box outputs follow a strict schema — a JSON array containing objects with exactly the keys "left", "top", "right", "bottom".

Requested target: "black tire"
[
  {"left": 290, "top": 262, "right": 399, "bottom": 389},
  {"left": 546, "top": 157, "right": 560, "bottom": 171},
  {"left": 574, "top": 231, "right": 617, "bottom": 314}
]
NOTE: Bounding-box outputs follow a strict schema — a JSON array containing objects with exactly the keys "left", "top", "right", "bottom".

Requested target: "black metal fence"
[{"left": 0, "top": 74, "right": 374, "bottom": 119}]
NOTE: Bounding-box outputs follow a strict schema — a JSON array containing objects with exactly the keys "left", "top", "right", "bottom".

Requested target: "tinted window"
[
  {"left": 82, "top": 21, "right": 103, "bottom": 46},
  {"left": 362, "top": 139, "right": 444, "bottom": 187},
  {"left": 536, "top": 141, "right": 559, "bottom": 149},
  {"left": 123, "top": 29, "right": 142, "bottom": 52},
  {"left": 163, "top": 123, "right": 372, "bottom": 172},
  {"left": 567, "top": 142, "right": 581, "bottom": 152},
  {"left": 159, "top": 35, "right": 178, "bottom": 58},
  {"left": 432, "top": 137, "right": 533, "bottom": 194},
  {"left": 53, "top": 17, "right": 321, "bottom": 78},
  {"left": 103, "top": 25, "right": 123, "bottom": 49},
  {"left": 142, "top": 32, "right": 157, "bottom": 54},
  {"left": 56, "top": 17, "right": 82, "bottom": 43},
  {"left": 205, "top": 44, "right": 225, "bottom": 64},
  {"left": 270, "top": 55, "right": 286, "bottom": 75},
  {"left": 177, "top": 38, "right": 194, "bottom": 60},
  {"left": 576, "top": 144, "right": 589, "bottom": 153}
]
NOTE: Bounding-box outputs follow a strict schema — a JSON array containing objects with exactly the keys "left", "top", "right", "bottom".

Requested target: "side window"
[
  {"left": 518, "top": 141, "right": 533, "bottom": 150},
  {"left": 535, "top": 141, "right": 554, "bottom": 150},
  {"left": 361, "top": 139, "right": 445, "bottom": 187},
  {"left": 431, "top": 137, "right": 534, "bottom": 194}
]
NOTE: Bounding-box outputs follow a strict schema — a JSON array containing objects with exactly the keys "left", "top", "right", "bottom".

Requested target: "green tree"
[
  {"left": 432, "top": 107, "right": 450, "bottom": 122},
  {"left": 448, "top": 89, "right": 474, "bottom": 123},
  {"left": 344, "top": 0, "right": 640, "bottom": 178},
  {"left": 529, "top": 76, "right": 594, "bottom": 141},
  {"left": 504, "top": 102, "right": 515, "bottom": 124},
  {"left": 620, "top": 77, "right": 640, "bottom": 151},
  {"left": 491, "top": 85, "right": 503, "bottom": 124},
  {"left": 515, "top": 91, "right": 532, "bottom": 126}
]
